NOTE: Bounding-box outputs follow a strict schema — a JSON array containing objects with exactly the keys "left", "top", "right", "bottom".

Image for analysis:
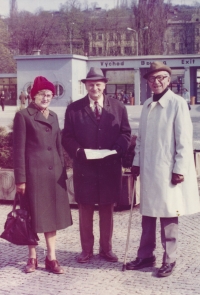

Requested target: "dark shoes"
[
  {"left": 45, "top": 256, "right": 64, "bottom": 274},
  {"left": 126, "top": 256, "right": 176, "bottom": 277},
  {"left": 157, "top": 261, "right": 176, "bottom": 277},
  {"left": 126, "top": 256, "right": 156, "bottom": 270},
  {"left": 25, "top": 258, "right": 38, "bottom": 273},
  {"left": 77, "top": 250, "right": 118, "bottom": 263},
  {"left": 77, "top": 251, "right": 93, "bottom": 263},
  {"left": 99, "top": 250, "right": 118, "bottom": 262}
]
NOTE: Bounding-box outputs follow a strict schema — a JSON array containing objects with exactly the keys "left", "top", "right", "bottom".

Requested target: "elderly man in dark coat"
[{"left": 62, "top": 67, "right": 131, "bottom": 263}]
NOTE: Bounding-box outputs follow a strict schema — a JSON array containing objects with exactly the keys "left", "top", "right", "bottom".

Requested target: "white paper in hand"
[{"left": 84, "top": 149, "right": 117, "bottom": 160}]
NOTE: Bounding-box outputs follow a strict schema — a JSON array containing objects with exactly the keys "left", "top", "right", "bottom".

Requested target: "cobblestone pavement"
[
  {"left": 0, "top": 106, "right": 200, "bottom": 294},
  {"left": 0, "top": 204, "right": 199, "bottom": 295}
]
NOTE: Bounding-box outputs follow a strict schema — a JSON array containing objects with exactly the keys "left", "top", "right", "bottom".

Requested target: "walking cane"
[{"left": 122, "top": 175, "right": 137, "bottom": 271}]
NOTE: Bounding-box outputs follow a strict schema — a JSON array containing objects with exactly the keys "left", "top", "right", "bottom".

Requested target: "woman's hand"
[{"left": 16, "top": 183, "right": 26, "bottom": 195}]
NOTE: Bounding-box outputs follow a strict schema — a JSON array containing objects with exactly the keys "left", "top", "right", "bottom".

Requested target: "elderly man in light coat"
[{"left": 126, "top": 61, "right": 200, "bottom": 277}]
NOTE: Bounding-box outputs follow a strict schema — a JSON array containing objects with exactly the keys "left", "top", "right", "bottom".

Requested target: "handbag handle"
[{"left": 12, "top": 193, "right": 21, "bottom": 211}]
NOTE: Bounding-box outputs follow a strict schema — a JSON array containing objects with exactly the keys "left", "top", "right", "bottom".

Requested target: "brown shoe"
[
  {"left": 77, "top": 251, "right": 93, "bottom": 263},
  {"left": 25, "top": 258, "right": 38, "bottom": 273},
  {"left": 45, "top": 257, "right": 64, "bottom": 274},
  {"left": 99, "top": 250, "right": 118, "bottom": 262}
]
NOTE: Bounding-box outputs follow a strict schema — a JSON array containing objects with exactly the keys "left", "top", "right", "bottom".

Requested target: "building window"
[
  {"left": 92, "top": 33, "right": 96, "bottom": 41},
  {"left": 98, "top": 33, "right": 103, "bottom": 41},
  {"left": 109, "top": 33, "right": 114, "bottom": 41},
  {"left": 171, "top": 28, "right": 177, "bottom": 38},
  {"left": 126, "top": 33, "right": 131, "bottom": 41},
  {"left": 0, "top": 77, "right": 17, "bottom": 105},
  {"left": 109, "top": 47, "right": 114, "bottom": 55},
  {"left": 124, "top": 46, "right": 132, "bottom": 55},
  {"left": 179, "top": 43, "right": 184, "bottom": 53},
  {"left": 26, "top": 84, "right": 32, "bottom": 95},
  {"left": 78, "top": 81, "right": 84, "bottom": 95},
  {"left": 54, "top": 82, "right": 64, "bottom": 98},
  {"left": 92, "top": 47, "right": 96, "bottom": 55},
  {"left": 98, "top": 47, "right": 103, "bottom": 55},
  {"left": 117, "top": 33, "right": 121, "bottom": 41},
  {"left": 171, "top": 43, "right": 175, "bottom": 51},
  {"left": 196, "top": 43, "right": 199, "bottom": 53},
  {"left": 109, "top": 46, "right": 121, "bottom": 56},
  {"left": 117, "top": 46, "right": 121, "bottom": 55}
]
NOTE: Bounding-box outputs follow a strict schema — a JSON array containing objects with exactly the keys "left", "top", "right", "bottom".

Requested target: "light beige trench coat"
[{"left": 133, "top": 89, "right": 200, "bottom": 217}]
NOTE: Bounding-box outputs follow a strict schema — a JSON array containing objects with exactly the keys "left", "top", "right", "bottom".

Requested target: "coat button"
[
  {"left": 47, "top": 147, "right": 52, "bottom": 151},
  {"left": 46, "top": 128, "right": 49, "bottom": 132},
  {"left": 48, "top": 166, "right": 53, "bottom": 170},
  {"left": 99, "top": 146, "right": 101, "bottom": 149}
]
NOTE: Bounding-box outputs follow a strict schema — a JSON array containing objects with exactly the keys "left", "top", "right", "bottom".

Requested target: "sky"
[{"left": 0, "top": 0, "right": 197, "bottom": 17}]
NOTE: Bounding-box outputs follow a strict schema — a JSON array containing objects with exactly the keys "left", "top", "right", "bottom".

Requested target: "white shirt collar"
[{"left": 89, "top": 95, "right": 104, "bottom": 109}]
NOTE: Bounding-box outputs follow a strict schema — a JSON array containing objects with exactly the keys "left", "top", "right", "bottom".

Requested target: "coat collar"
[
  {"left": 147, "top": 89, "right": 172, "bottom": 109},
  {"left": 27, "top": 102, "right": 55, "bottom": 126}
]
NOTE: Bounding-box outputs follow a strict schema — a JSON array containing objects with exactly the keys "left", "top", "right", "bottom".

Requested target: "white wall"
[
  {"left": 16, "top": 55, "right": 88, "bottom": 107},
  {"left": 71, "top": 58, "right": 88, "bottom": 101}
]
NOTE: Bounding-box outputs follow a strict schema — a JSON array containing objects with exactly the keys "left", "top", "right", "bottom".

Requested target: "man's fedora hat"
[
  {"left": 81, "top": 67, "right": 108, "bottom": 83},
  {"left": 143, "top": 61, "right": 172, "bottom": 79}
]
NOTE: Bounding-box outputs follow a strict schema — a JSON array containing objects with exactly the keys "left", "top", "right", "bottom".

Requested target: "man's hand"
[
  {"left": 131, "top": 166, "right": 140, "bottom": 177},
  {"left": 77, "top": 148, "right": 87, "bottom": 161},
  {"left": 16, "top": 183, "right": 26, "bottom": 195},
  {"left": 171, "top": 173, "right": 184, "bottom": 185}
]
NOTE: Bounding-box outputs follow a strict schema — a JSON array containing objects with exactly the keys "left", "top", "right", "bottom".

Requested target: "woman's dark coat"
[
  {"left": 62, "top": 95, "right": 131, "bottom": 205},
  {"left": 13, "top": 103, "right": 72, "bottom": 233}
]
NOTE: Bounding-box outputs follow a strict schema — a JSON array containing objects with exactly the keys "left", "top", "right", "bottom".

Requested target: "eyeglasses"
[
  {"left": 37, "top": 92, "right": 53, "bottom": 99},
  {"left": 147, "top": 75, "right": 169, "bottom": 83}
]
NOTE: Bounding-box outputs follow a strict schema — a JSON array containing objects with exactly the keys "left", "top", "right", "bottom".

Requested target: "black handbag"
[{"left": 0, "top": 193, "right": 39, "bottom": 245}]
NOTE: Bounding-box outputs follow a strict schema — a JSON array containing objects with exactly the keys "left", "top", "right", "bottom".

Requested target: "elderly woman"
[{"left": 13, "top": 76, "right": 72, "bottom": 274}]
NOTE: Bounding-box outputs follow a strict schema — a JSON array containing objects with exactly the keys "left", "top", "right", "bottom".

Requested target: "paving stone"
[{"left": 0, "top": 205, "right": 199, "bottom": 294}]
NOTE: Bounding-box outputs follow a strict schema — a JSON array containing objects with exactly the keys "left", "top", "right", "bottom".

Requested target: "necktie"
[{"left": 94, "top": 101, "right": 101, "bottom": 120}]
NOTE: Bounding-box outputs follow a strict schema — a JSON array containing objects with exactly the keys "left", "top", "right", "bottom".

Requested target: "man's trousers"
[
  {"left": 137, "top": 215, "right": 178, "bottom": 263},
  {"left": 78, "top": 203, "right": 114, "bottom": 253}
]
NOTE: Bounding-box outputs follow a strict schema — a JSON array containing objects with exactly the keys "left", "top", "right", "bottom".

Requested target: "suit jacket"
[{"left": 62, "top": 95, "right": 131, "bottom": 204}]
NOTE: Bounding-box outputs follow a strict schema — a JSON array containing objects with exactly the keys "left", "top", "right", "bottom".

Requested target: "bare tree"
[
  {"left": 0, "top": 19, "right": 16, "bottom": 73},
  {"left": 9, "top": 10, "right": 56, "bottom": 55},
  {"left": 130, "top": 0, "right": 170, "bottom": 55}
]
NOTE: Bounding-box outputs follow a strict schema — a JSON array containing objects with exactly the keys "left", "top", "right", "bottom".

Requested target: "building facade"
[
  {"left": 162, "top": 6, "right": 200, "bottom": 56},
  {"left": 14, "top": 53, "right": 200, "bottom": 106}
]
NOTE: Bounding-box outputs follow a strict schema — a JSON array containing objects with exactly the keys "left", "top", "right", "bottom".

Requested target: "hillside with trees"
[{"left": 0, "top": 0, "right": 199, "bottom": 73}]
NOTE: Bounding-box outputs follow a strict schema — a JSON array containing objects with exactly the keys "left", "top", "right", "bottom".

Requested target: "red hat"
[{"left": 31, "top": 76, "right": 55, "bottom": 99}]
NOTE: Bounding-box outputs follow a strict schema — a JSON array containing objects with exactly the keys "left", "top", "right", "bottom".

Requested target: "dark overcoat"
[
  {"left": 62, "top": 95, "right": 131, "bottom": 204},
  {"left": 13, "top": 103, "right": 72, "bottom": 233}
]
